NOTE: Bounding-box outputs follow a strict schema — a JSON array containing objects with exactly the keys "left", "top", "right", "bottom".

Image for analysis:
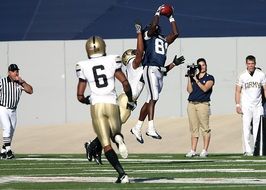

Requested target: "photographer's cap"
[{"left": 8, "top": 64, "right": 20, "bottom": 71}]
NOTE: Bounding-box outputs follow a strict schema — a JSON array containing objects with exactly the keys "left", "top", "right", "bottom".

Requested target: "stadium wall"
[{"left": 0, "top": 37, "right": 266, "bottom": 127}]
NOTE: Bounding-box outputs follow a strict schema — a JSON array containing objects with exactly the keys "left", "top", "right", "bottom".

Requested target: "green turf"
[{"left": 1, "top": 154, "right": 266, "bottom": 189}]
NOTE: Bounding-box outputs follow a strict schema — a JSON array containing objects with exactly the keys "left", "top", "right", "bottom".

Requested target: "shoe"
[
  {"left": 115, "top": 174, "right": 129, "bottom": 183},
  {"left": 0, "top": 152, "right": 6, "bottom": 159},
  {"left": 200, "top": 150, "right": 208, "bottom": 157},
  {"left": 185, "top": 150, "right": 197, "bottom": 158},
  {"left": 114, "top": 135, "right": 128, "bottom": 159},
  {"left": 84, "top": 141, "right": 93, "bottom": 161},
  {"left": 6, "top": 150, "right": 15, "bottom": 159},
  {"left": 130, "top": 128, "right": 144, "bottom": 144},
  {"left": 146, "top": 128, "right": 162, "bottom": 139},
  {"left": 94, "top": 152, "right": 103, "bottom": 165},
  {"left": 243, "top": 152, "right": 253, "bottom": 156}
]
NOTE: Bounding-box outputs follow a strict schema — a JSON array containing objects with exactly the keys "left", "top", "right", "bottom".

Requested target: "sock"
[
  {"left": 148, "top": 120, "right": 154, "bottom": 129},
  {"left": 1, "top": 145, "right": 6, "bottom": 153},
  {"left": 135, "top": 120, "right": 143, "bottom": 130},
  {"left": 105, "top": 149, "right": 125, "bottom": 177}
]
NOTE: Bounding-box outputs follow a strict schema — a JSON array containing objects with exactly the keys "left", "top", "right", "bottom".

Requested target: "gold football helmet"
[
  {"left": 122, "top": 49, "right": 136, "bottom": 66},
  {"left": 86, "top": 36, "right": 106, "bottom": 58}
]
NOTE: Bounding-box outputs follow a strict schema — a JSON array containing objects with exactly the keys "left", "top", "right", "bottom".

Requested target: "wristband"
[
  {"left": 169, "top": 15, "right": 175, "bottom": 22},
  {"left": 236, "top": 104, "right": 241, "bottom": 107}
]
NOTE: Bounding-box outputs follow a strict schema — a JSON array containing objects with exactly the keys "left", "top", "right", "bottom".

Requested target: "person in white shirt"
[
  {"left": 76, "top": 36, "right": 136, "bottom": 183},
  {"left": 235, "top": 55, "right": 266, "bottom": 156}
]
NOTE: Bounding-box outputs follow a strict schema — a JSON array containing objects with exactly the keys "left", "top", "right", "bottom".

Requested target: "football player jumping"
[
  {"left": 131, "top": 4, "right": 180, "bottom": 140},
  {"left": 85, "top": 17, "right": 184, "bottom": 164}
]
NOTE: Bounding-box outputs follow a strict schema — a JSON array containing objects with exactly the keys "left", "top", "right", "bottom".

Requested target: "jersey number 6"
[{"left": 92, "top": 65, "right": 108, "bottom": 88}]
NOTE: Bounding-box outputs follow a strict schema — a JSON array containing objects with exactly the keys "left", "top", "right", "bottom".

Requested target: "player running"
[
  {"left": 85, "top": 20, "right": 184, "bottom": 164},
  {"left": 76, "top": 36, "right": 135, "bottom": 183}
]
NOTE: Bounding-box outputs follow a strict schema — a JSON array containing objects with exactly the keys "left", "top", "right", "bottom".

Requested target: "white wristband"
[
  {"left": 236, "top": 104, "right": 241, "bottom": 107},
  {"left": 169, "top": 16, "right": 175, "bottom": 22}
]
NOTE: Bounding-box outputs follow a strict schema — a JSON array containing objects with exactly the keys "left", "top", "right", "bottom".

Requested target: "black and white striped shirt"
[{"left": 0, "top": 76, "right": 23, "bottom": 109}]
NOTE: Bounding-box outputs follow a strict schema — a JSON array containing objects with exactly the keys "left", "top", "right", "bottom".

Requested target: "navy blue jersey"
[
  {"left": 142, "top": 31, "right": 168, "bottom": 67},
  {"left": 188, "top": 73, "right": 215, "bottom": 102}
]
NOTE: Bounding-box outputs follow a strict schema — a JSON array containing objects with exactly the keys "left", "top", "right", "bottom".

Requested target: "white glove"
[
  {"left": 135, "top": 22, "right": 142, "bottom": 34},
  {"left": 155, "top": 5, "right": 163, "bottom": 16}
]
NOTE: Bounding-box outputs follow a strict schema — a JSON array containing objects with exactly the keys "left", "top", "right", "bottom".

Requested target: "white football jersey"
[
  {"left": 125, "top": 58, "right": 144, "bottom": 100},
  {"left": 76, "top": 55, "right": 122, "bottom": 105},
  {"left": 236, "top": 68, "right": 266, "bottom": 107}
]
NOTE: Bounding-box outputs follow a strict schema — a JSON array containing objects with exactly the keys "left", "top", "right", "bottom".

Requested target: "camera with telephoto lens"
[{"left": 185, "top": 63, "right": 201, "bottom": 77}]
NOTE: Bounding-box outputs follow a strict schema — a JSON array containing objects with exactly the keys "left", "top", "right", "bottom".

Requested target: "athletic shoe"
[
  {"left": 94, "top": 152, "right": 103, "bottom": 165},
  {"left": 200, "top": 150, "right": 208, "bottom": 157},
  {"left": 185, "top": 150, "right": 197, "bottom": 158},
  {"left": 146, "top": 128, "right": 162, "bottom": 139},
  {"left": 114, "top": 135, "right": 128, "bottom": 159},
  {"left": 0, "top": 152, "right": 6, "bottom": 159},
  {"left": 115, "top": 174, "right": 129, "bottom": 183},
  {"left": 243, "top": 152, "right": 253, "bottom": 156},
  {"left": 84, "top": 141, "right": 93, "bottom": 161},
  {"left": 130, "top": 127, "right": 144, "bottom": 144},
  {"left": 6, "top": 150, "right": 15, "bottom": 159}
]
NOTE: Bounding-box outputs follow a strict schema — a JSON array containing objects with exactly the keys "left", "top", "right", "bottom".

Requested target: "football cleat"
[
  {"left": 146, "top": 128, "right": 162, "bottom": 139},
  {"left": 130, "top": 127, "right": 144, "bottom": 144},
  {"left": 114, "top": 135, "right": 128, "bottom": 159},
  {"left": 84, "top": 141, "right": 93, "bottom": 162},
  {"left": 6, "top": 150, "right": 15, "bottom": 159},
  {"left": 0, "top": 152, "right": 6, "bottom": 159},
  {"left": 115, "top": 174, "right": 129, "bottom": 183},
  {"left": 94, "top": 152, "right": 103, "bottom": 165}
]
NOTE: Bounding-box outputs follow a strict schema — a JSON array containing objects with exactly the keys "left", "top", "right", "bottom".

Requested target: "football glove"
[
  {"left": 135, "top": 20, "right": 142, "bottom": 34},
  {"left": 81, "top": 95, "right": 91, "bottom": 105},
  {"left": 155, "top": 5, "right": 163, "bottom": 16},
  {"left": 173, "top": 55, "right": 185, "bottom": 66},
  {"left": 127, "top": 101, "right": 137, "bottom": 111}
]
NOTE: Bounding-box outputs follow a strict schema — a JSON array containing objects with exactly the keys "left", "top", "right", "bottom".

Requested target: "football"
[{"left": 160, "top": 4, "right": 173, "bottom": 17}]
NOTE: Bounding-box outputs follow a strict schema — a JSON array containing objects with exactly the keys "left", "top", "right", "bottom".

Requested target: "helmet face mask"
[
  {"left": 122, "top": 49, "right": 136, "bottom": 66},
  {"left": 86, "top": 36, "right": 106, "bottom": 58}
]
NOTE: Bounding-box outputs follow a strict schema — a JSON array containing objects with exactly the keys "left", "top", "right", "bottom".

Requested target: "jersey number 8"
[{"left": 155, "top": 38, "right": 168, "bottom": 55}]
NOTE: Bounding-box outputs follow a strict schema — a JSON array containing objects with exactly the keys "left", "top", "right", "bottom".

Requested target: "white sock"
[
  {"left": 5, "top": 146, "right": 11, "bottom": 151},
  {"left": 148, "top": 120, "right": 154, "bottom": 130},
  {"left": 135, "top": 120, "right": 143, "bottom": 130}
]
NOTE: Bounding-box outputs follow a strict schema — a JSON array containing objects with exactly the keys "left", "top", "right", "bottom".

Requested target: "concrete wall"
[{"left": 0, "top": 37, "right": 265, "bottom": 126}]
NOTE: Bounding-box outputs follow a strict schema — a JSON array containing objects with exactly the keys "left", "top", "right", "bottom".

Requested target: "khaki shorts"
[{"left": 187, "top": 101, "right": 211, "bottom": 137}]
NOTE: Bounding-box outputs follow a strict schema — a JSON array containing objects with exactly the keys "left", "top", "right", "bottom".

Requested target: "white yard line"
[
  {"left": 1, "top": 176, "right": 266, "bottom": 184},
  {"left": 16, "top": 157, "right": 266, "bottom": 163}
]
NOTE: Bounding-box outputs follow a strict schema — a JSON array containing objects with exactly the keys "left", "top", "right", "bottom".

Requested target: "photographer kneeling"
[{"left": 185, "top": 58, "right": 215, "bottom": 158}]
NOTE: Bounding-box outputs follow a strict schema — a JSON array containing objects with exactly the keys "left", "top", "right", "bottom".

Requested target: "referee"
[{"left": 0, "top": 64, "right": 33, "bottom": 159}]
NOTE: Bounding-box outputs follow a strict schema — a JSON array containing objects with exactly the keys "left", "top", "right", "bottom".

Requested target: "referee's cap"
[{"left": 8, "top": 64, "right": 20, "bottom": 71}]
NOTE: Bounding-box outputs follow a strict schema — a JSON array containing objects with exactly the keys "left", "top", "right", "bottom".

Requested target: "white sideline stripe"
[
  {"left": 1, "top": 176, "right": 266, "bottom": 184},
  {"left": 16, "top": 157, "right": 266, "bottom": 163}
]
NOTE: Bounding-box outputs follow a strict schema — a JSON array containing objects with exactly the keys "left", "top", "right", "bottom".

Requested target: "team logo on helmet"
[
  {"left": 86, "top": 36, "right": 106, "bottom": 58},
  {"left": 122, "top": 49, "right": 136, "bottom": 66}
]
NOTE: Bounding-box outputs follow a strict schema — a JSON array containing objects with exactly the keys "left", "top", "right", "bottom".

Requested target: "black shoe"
[
  {"left": 6, "top": 150, "right": 15, "bottom": 159},
  {"left": 94, "top": 152, "right": 103, "bottom": 165},
  {"left": 0, "top": 152, "right": 6, "bottom": 159},
  {"left": 84, "top": 142, "right": 93, "bottom": 161},
  {"left": 115, "top": 174, "right": 129, "bottom": 183}
]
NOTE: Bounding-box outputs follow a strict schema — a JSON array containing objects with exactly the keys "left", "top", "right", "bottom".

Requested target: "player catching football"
[{"left": 131, "top": 4, "right": 179, "bottom": 140}]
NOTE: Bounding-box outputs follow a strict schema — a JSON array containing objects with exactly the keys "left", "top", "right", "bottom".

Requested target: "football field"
[{"left": 1, "top": 154, "right": 266, "bottom": 189}]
